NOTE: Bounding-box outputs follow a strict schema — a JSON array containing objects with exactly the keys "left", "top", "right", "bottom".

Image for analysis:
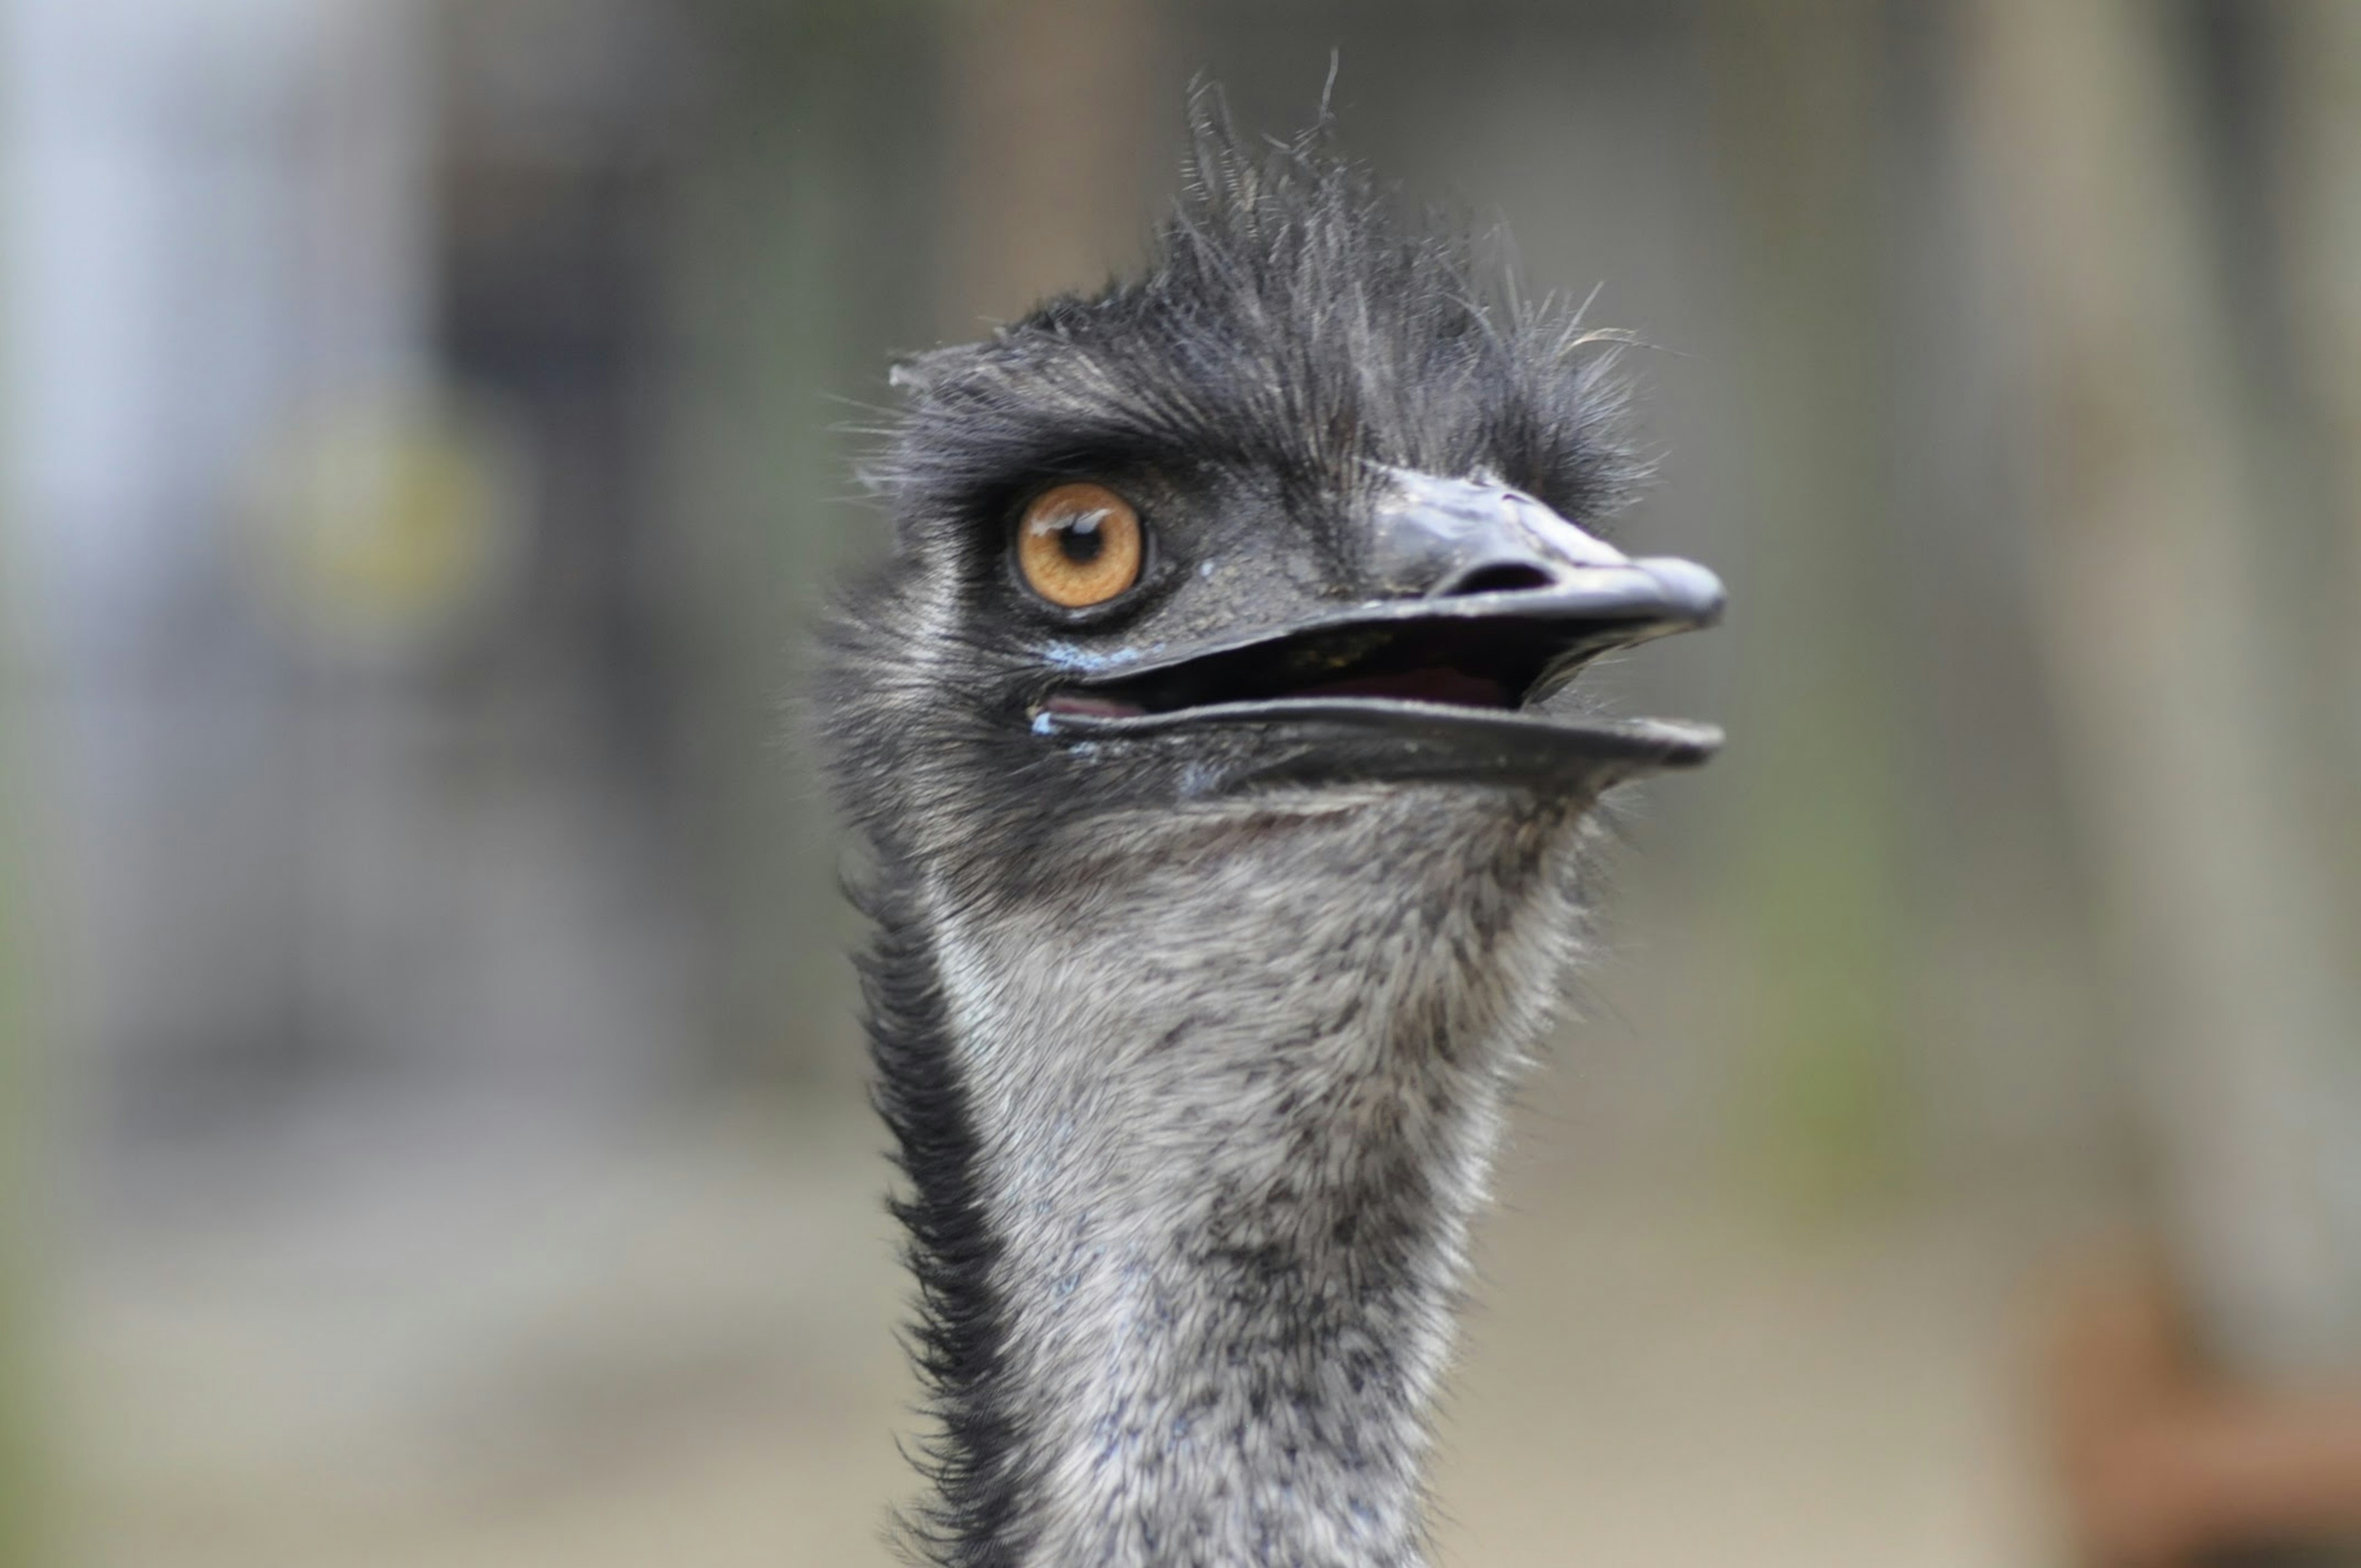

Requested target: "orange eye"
[{"left": 1014, "top": 483, "right": 1144, "bottom": 608}]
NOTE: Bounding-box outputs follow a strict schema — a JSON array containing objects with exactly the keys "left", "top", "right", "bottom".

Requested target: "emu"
[{"left": 821, "top": 113, "right": 1724, "bottom": 1568}]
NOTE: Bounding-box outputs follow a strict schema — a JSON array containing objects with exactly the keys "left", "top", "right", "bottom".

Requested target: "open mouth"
[
  {"left": 1030, "top": 561, "right": 1725, "bottom": 792},
  {"left": 1046, "top": 609, "right": 1560, "bottom": 718},
  {"left": 1042, "top": 560, "right": 1723, "bottom": 723}
]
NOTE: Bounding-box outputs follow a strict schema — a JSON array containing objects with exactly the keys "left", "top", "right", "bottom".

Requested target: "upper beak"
[{"left": 1366, "top": 467, "right": 1724, "bottom": 639}]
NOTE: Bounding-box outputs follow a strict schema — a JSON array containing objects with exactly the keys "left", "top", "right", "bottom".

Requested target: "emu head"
[{"left": 822, "top": 127, "right": 1721, "bottom": 898}]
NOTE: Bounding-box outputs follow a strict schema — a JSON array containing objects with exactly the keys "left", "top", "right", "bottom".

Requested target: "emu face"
[{"left": 825, "top": 164, "right": 1721, "bottom": 887}]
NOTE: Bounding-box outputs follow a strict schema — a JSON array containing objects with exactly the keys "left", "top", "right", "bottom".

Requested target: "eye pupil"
[{"left": 1058, "top": 518, "right": 1104, "bottom": 564}]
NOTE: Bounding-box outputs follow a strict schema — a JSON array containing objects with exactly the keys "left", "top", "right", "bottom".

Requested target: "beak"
[
  {"left": 1366, "top": 467, "right": 1660, "bottom": 595},
  {"left": 1036, "top": 470, "right": 1726, "bottom": 798},
  {"left": 1361, "top": 469, "right": 1725, "bottom": 662}
]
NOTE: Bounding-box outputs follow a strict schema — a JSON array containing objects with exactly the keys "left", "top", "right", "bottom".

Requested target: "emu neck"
[{"left": 898, "top": 796, "right": 1584, "bottom": 1568}]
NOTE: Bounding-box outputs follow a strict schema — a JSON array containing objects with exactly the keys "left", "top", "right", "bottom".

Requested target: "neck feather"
[{"left": 867, "top": 793, "right": 1590, "bottom": 1568}]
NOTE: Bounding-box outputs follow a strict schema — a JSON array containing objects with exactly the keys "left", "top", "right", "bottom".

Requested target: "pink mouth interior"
[
  {"left": 1044, "top": 692, "right": 1150, "bottom": 719},
  {"left": 1288, "top": 667, "right": 1511, "bottom": 708},
  {"left": 1045, "top": 665, "right": 1512, "bottom": 719}
]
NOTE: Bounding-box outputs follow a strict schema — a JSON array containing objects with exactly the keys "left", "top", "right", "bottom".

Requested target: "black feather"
[
  {"left": 856, "top": 859, "right": 1034, "bottom": 1566},
  {"left": 869, "top": 93, "right": 1640, "bottom": 567}
]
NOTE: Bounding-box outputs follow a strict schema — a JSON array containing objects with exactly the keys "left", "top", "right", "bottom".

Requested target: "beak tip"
[{"left": 1632, "top": 556, "right": 1728, "bottom": 626}]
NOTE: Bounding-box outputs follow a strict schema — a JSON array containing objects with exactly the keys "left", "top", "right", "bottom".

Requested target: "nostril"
[{"left": 1442, "top": 563, "right": 1558, "bottom": 597}]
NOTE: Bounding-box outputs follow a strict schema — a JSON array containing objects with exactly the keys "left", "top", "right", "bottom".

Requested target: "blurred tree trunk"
[
  {"left": 673, "top": 81, "right": 865, "bottom": 1083},
  {"left": 938, "top": 0, "right": 1162, "bottom": 333},
  {"left": 1702, "top": 0, "right": 1912, "bottom": 1205},
  {"left": 1963, "top": 0, "right": 2361, "bottom": 1374},
  {"left": 0, "top": 689, "right": 41, "bottom": 1568},
  {"left": 658, "top": 0, "right": 1161, "bottom": 1085},
  {"left": 0, "top": 420, "right": 47, "bottom": 1568},
  {"left": 662, "top": 10, "right": 945, "bottom": 1084},
  {"left": 1, "top": 12, "right": 47, "bottom": 1542},
  {"left": 2269, "top": 0, "right": 2361, "bottom": 954}
]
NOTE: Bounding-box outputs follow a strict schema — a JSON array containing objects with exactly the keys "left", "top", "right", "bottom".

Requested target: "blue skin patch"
[
  {"left": 1030, "top": 716, "right": 1109, "bottom": 753},
  {"left": 1040, "top": 641, "right": 1143, "bottom": 671}
]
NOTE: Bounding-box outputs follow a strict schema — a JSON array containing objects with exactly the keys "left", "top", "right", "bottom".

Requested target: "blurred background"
[{"left": 3, "top": 1, "right": 2360, "bottom": 1564}]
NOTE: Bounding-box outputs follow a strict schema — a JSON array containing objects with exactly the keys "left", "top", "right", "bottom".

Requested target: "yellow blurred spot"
[{"left": 242, "top": 395, "right": 523, "bottom": 656}]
